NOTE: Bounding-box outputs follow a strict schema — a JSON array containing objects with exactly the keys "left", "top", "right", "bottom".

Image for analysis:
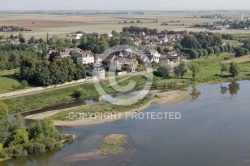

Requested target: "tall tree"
[
  {"left": 188, "top": 63, "right": 200, "bottom": 79},
  {"left": 173, "top": 62, "right": 187, "bottom": 78},
  {"left": 229, "top": 62, "right": 240, "bottom": 77},
  {"left": 190, "top": 49, "right": 199, "bottom": 59},
  {"left": 157, "top": 63, "right": 172, "bottom": 79},
  {"left": 220, "top": 63, "right": 228, "bottom": 76}
]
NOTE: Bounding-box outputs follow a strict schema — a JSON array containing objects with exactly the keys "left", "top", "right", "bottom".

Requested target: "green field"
[
  {"left": 0, "top": 69, "right": 21, "bottom": 94},
  {"left": 1, "top": 75, "right": 147, "bottom": 113}
]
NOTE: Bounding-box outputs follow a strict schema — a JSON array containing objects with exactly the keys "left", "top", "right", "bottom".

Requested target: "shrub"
[
  {"left": 24, "top": 143, "right": 46, "bottom": 154},
  {"left": 20, "top": 80, "right": 29, "bottom": 89},
  {"left": 64, "top": 135, "right": 74, "bottom": 143},
  {"left": 4, "top": 145, "right": 27, "bottom": 158},
  {"left": 86, "top": 71, "right": 93, "bottom": 77},
  {"left": 36, "top": 137, "right": 57, "bottom": 150},
  {"left": 73, "top": 87, "right": 84, "bottom": 98},
  {"left": 0, "top": 151, "right": 8, "bottom": 158}
]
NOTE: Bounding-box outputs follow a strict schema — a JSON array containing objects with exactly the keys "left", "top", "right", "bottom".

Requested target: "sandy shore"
[{"left": 25, "top": 90, "right": 188, "bottom": 126}]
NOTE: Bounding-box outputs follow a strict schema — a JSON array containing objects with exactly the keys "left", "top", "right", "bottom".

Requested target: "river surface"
[{"left": 2, "top": 80, "right": 250, "bottom": 166}]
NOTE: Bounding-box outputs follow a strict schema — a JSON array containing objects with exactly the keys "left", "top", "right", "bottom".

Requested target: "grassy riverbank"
[
  {"left": 2, "top": 75, "right": 147, "bottom": 114},
  {"left": 2, "top": 53, "right": 250, "bottom": 114},
  {"left": 24, "top": 90, "right": 187, "bottom": 126}
]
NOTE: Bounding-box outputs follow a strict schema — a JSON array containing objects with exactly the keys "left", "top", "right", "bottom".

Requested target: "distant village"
[{"left": 192, "top": 13, "right": 250, "bottom": 31}]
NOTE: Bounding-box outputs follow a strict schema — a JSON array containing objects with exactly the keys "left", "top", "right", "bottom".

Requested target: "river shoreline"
[{"left": 24, "top": 90, "right": 188, "bottom": 126}]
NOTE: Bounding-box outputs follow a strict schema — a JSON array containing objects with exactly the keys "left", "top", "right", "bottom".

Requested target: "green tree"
[
  {"left": 188, "top": 63, "right": 200, "bottom": 79},
  {"left": 10, "top": 113, "right": 24, "bottom": 132},
  {"left": 243, "top": 39, "right": 250, "bottom": 51},
  {"left": 219, "top": 46, "right": 225, "bottom": 53},
  {"left": 173, "top": 43, "right": 183, "bottom": 50},
  {"left": 73, "top": 87, "right": 84, "bottom": 98},
  {"left": 41, "top": 118, "right": 59, "bottom": 139},
  {"left": 207, "top": 47, "right": 214, "bottom": 55},
  {"left": 9, "top": 128, "right": 29, "bottom": 146},
  {"left": 220, "top": 63, "right": 228, "bottom": 76},
  {"left": 202, "top": 49, "right": 208, "bottom": 56},
  {"left": 111, "top": 30, "right": 120, "bottom": 37},
  {"left": 157, "top": 63, "right": 172, "bottom": 79},
  {"left": 27, "top": 121, "right": 44, "bottom": 140},
  {"left": 223, "top": 45, "right": 228, "bottom": 52},
  {"left": 197, "top": 49, "right": 204, "bottom": 57},
  {"left": 0, "top": 101, "right": 10, "bottom": 144},
  {"left": 229, "top": 62, "right": 240, "bottom": 77},
  {"left": 18, "top": 33, "right": 26, "bottom": 43},
  {"left": 213, "top": 46, "right": 220, "bottom": 54},
  {"left": 243, "top": 48, "right": 249, "bottom": 55},
  {"left": 234, "top": 47, "right": 245, "bottom": 57},
  {"left": 28, "top": 36, "right": 36, "bottom": 44},
  {"left": 190, "top": 49, "right": 199, "bottom": 59},
  {"left": 181, "top": 36, "right": 201, "bottom": 49},
  {"left": 227, "top": 44, "right": 233, "bottom": 52},
  {"left": 173, "top": 62, "right": 187, "bottom": 78}
]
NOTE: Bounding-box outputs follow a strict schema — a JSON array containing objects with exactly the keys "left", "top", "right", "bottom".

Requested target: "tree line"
[
  {"left": 122, "top": 26, "right": 188, "bottom": 36},
  {"left": 20, "top": 53, "right": 86, "bottom": 86},
  {"left": 78, "top": 31, "right": 136, "bottom": 54},
  {"left": 0, "top": 101, "right": 74, "bottom": 159}
]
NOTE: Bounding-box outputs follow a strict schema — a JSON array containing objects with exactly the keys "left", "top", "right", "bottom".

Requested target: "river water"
[{"left": 2, "top": 80, "right": 250, "bottom": 166}]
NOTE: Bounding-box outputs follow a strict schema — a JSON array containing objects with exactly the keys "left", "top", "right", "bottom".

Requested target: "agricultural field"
[{"left": 1, "top": 11, "right": 250, "bottom": 39}]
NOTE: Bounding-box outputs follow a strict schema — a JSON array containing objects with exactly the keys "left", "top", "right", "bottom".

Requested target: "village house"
[
  {"left": 134, "top": 38, "right": 142, "bottom": 46},
  {"left": 77, "top": 51, "right": 95, "bottom": 64},
  {"left": 64, "top": 48, "right": 71, "bottom": 54},
  {"left": 142, "top": 49, "right": 161, "bottom": 63},
  {"left": 140, "top": 45, "right": 157, "bottom": 51},
  {"left": 158, "top": 34, "right": 169, "bottom": 43},
  {"left": 70, "top": 47, "right": 82, "bottom": 53},
  {"left": 104, "top": 49, "right": 139, "bottom": 72},
  {"left": 60, "top": 52, "right": 71, "bottom": 58},
  {"left": 106, "top": 32, "right": 113, "bottom": 38},
  {"left": 141, "top": 32, "right": 149, "bottom": 39},
  {"left": 7, "top": 39, "right": 20, "bottom": 45},
  {"left": 72, "top": 33, "right": 83, "bottom": 40},
  {"left": 92, "top": 55, "right": 105, "bottom": 79},
  {"left": 159, "top": 51, "right": 186, "bottom": 64}
]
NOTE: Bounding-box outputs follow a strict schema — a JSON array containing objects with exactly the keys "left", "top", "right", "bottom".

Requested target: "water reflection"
[
  {"left": 2, "top": 146, "right": 61, "bottom": 166},
  {"left": 228, "top": 81, "right": 240, "bottom": 96},
  {"left": 190, "top": 86, "right": 201, "bottom": 100},
  {"left": 220, "top": 83, "right": 229, "bottom": 95}
]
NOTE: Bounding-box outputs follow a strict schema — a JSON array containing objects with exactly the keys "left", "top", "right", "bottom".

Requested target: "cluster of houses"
[
  {"left": 46, "top": 42, "right": 186, "bottom": 80},
  {"left": 1, "top": 30, "right": 186, "bottom": 80},
  {"left": 123, "top": 33, "right": 183, "bottom": 46}
]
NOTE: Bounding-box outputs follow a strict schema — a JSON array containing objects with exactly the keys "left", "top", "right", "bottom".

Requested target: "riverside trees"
[
  {"left": 20, "top": 55, "right": 86, "bottom": 86},
  {"left": 0, "top": 101, "right": 74, "bottom": 159}
]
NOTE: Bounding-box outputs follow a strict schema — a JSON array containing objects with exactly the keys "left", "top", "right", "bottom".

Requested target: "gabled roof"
[
  {"left": 79, "top": 51, "right": 94, "bottom": 57},
  {"left": 148, "top": 49, "right": 158, "bottom": 54},
  {"left": 70, "top": 47, "right": 82, "bottom": 52}
]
